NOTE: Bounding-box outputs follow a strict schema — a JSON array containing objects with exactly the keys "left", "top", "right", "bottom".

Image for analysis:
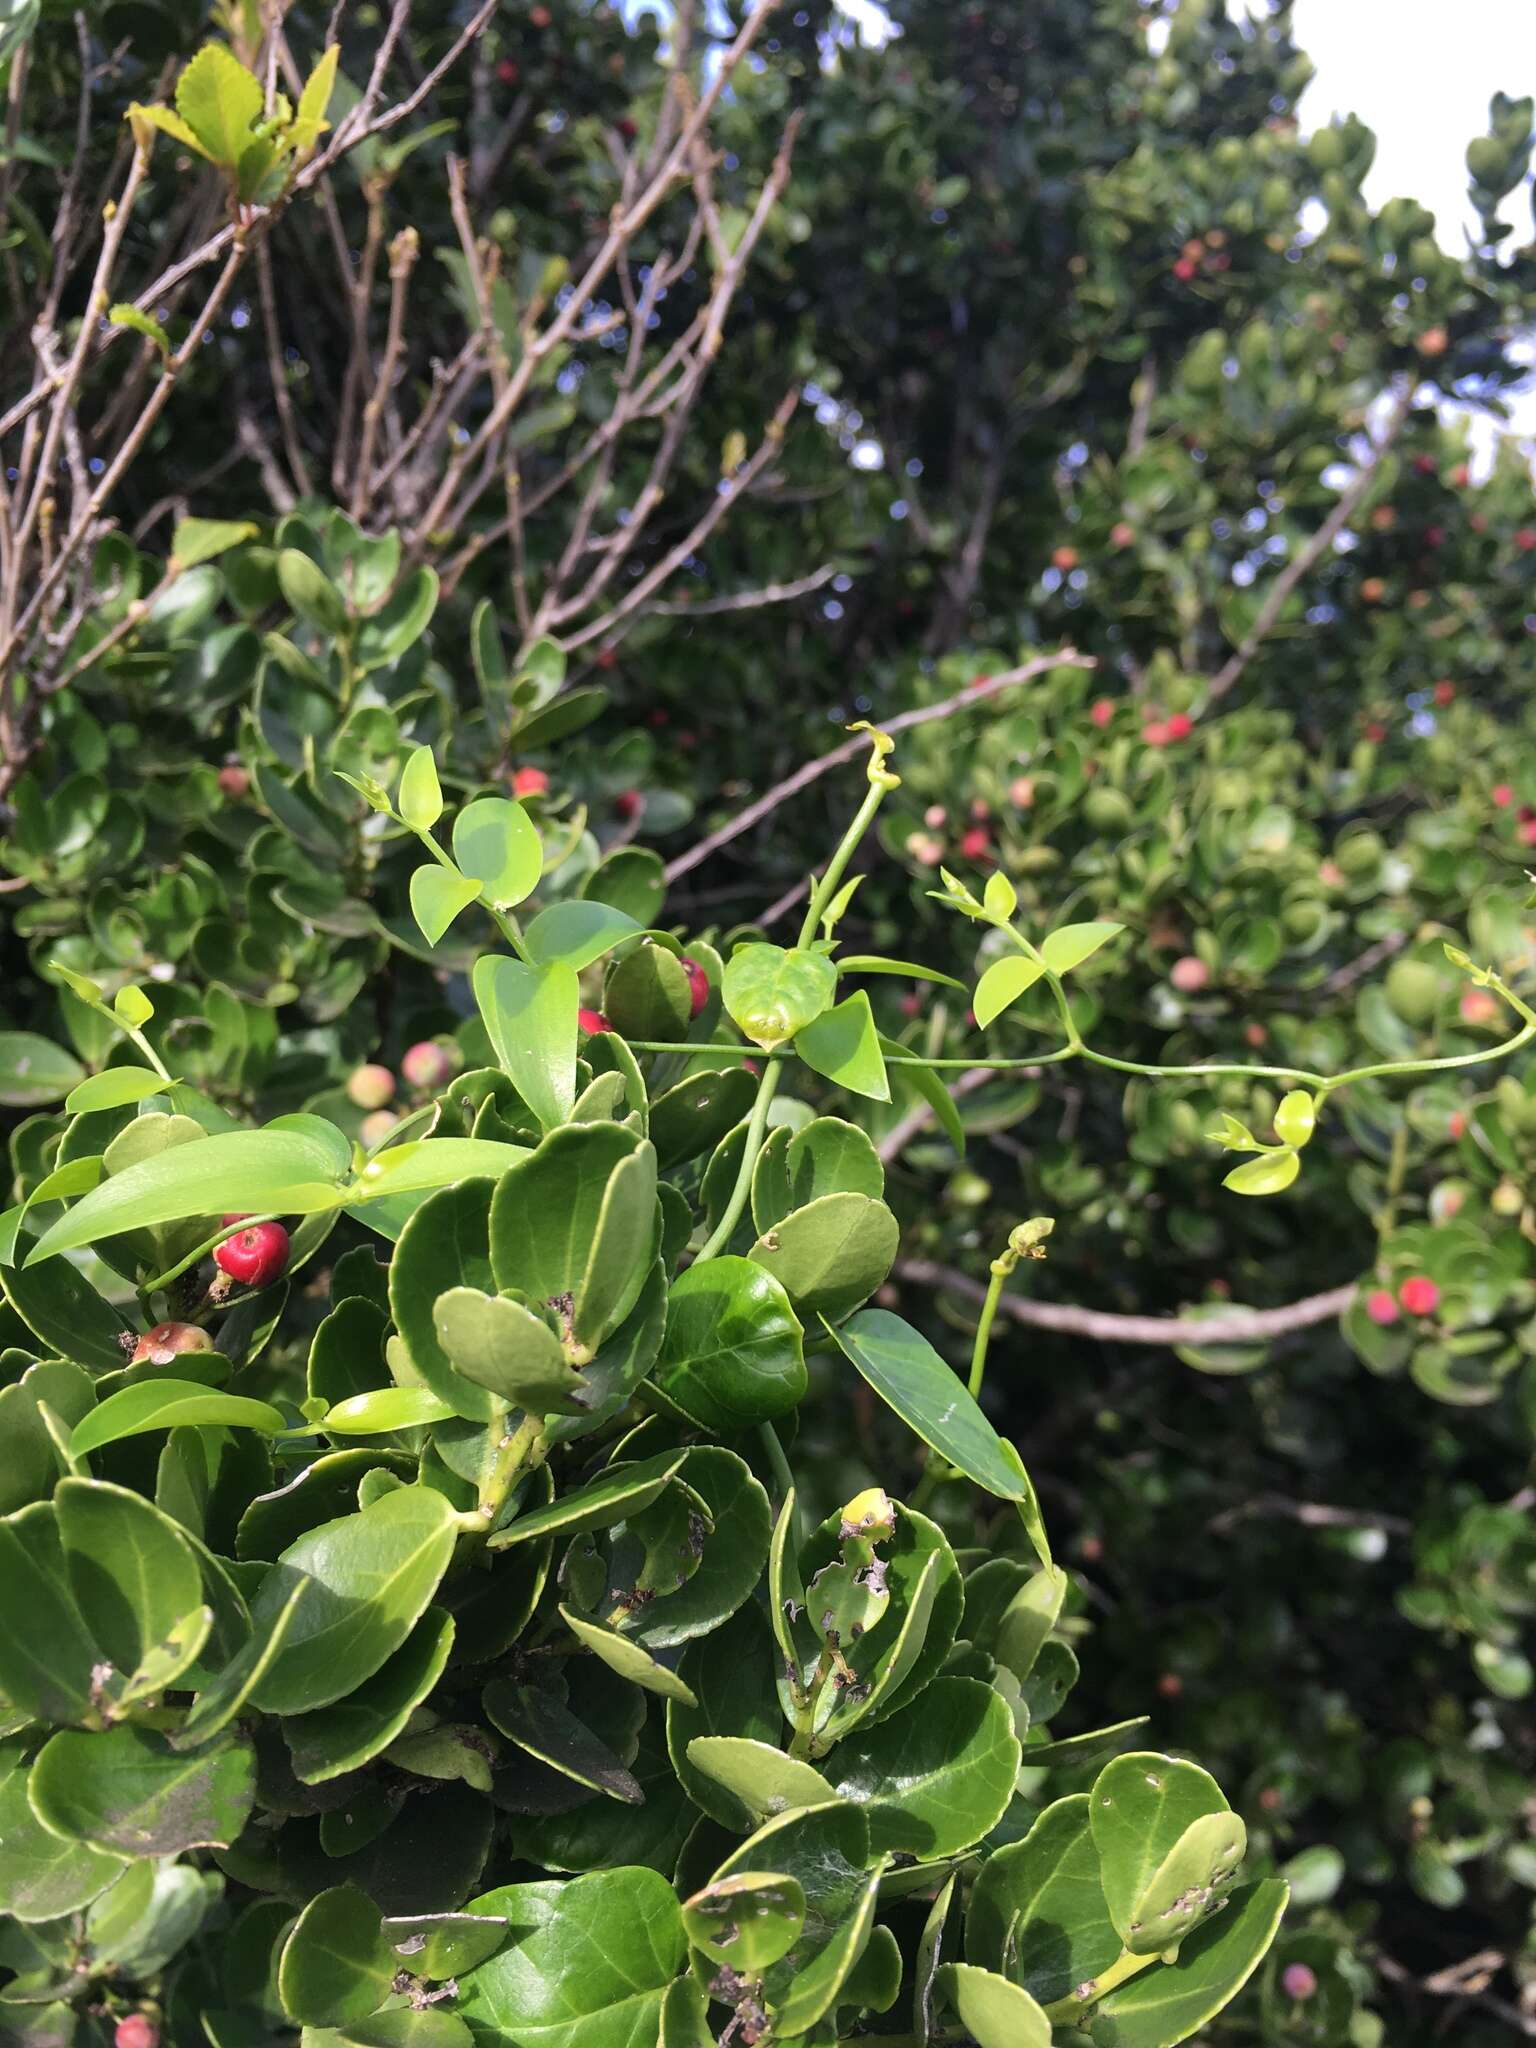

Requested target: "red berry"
[
  {"left": 681, "top": 956, "right": 710, "bottom": 1019},
  {"left": 1165, "top": 711, "right": 1193, "bottom": 741},
  {"left": 1413, "top": 454, "right": 1438, "bottom": 476},
  {"left": 1451, "top": 463, "right": 1471, "bottom": 487},
  {"left": 1492, "top": 782, "right": 1514, "bottom": 807},
  {"left": 1398, "top": 1276, "right": 1440, "bottom": 1317},
  {"left": 401, "top": 1041, "right": 458, "bottom": 1091},
  {"left": 1051, "top": 545, "right": 1079, "bottom": 572},
  {"left": 1433, "top": 680, "right": 1456, "bottom": 706},
  {"left": 577, "top": 1008, "right": 608, "bottom": 1036},
  {"left": 595, "top": 646, "right": 618, "bottom": 669},
  {"left": 616, "top": 117, "right": 637, "bottom": 142},
  {"left": 1448, "top": 1110, "right": 1466, "bottom": 1138},
  {"left": 1520, "top": 818, "right": 1536, "bottom": 847},
  {"left": 1169, "top": 955, "right": 1208, "bottom": 993},
  {"left": 217, "top": 764, "right": 250, "bottom": 799},
  {"left": 496, "top": 57, "right": 519, "bottom": 84},
  {"left": 1365, "top": 1289, "right": 1399, "bottom": 1326},
  {"left": 130, "top": 1321, "right": 212, "bottom": 1367},
  {"left": 215, "top": 1221, "right": 290, "bottom": 1290},
  {"left": 528, "top": 3, "right": 551, "bottom": 24},
  {"left": 1281, "top": 1964, "right": 1318, "bottom": 2003},
  {"left": 115, "top": 2019, "right": 159, "bottom": 2048},
  {"left": 1516, "top": 528, "right": 1536, "bottom": 552},
  {"left": 1244, "top": 1021, "right": 1267, "bottom": 1048},
  {"left": 613, "top": 789, "right": 643, "bottom": 822},
  {"left": 345, "top": 1064, "right": 395, "bottom": 1111},
  {"left": 512, "top": 766, "right": 549, "bottom": 798},
  {"left": 1090, "top": 698, "right": 1115, "bottom": 727},
  {"left": 1364, "top": 721, "right": 1387, "bottom": 743},
  {"left": 1142, "top": 721, "right": 1170, "bottom": 748},
  {"left": 899, "top": 992, "right": 922, "bottom": 1018},
  {"left": 1110, "top": 521, "right": 1135, "bottom": 548},
  {"left": 1424, "top": 524, "right": 1446, "bottom": 546},
  {"left": 1156, "top": 1672, "right": 1183, "bottom": 1699},
  {"left": 959, "top": 826, "right": 991, "bottom": 861},
  {"left": 1009, "top": 776, "right": 1035, "bottom": 808},
  {"left": 1172, "top": 256, "right": 1198, "bottom": 281}
]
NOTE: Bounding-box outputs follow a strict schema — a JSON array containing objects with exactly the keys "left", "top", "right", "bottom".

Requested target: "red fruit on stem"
[
  {"left": 1520, "top": 818, "right": 1536, "bottom": 847},
  {"left": 130, "top": 1322, "right": 213, "bottom": 1367},
  {"left": 1009, "top": 776, "right": 1035, "bottom": 808},
  {"left": 1165, "top": 711, "right": 1193, "bottom": 741},
  {"left": 1433, "top": 680, "right": 1456, "bottom": 706},
  {"left": 1412, "top": 453, "right": 1437, "bottom": 476},
  {"left": 1051, "top": 544, "right": 1079, "bottom": 572},
  {"left": 1169, "top": 955, "right": 1208, "bottom": 993},
  {"left": 1360, "top": 577, "right": 1386, "bottom": 603},
  {"left": 1244, "top": 1021, "right": 1267, "bottom": 1048},
  {"left": 577, "top": 1008, "right": 608, "bottom": 1036},
  {"left": 1364, "top": 721, "right": 1387, "bottom": 743},
  {"left": 1156, "top": 1672, "right": 1183, "bottom": 1699},
  {"left": 1491, "top": 782, "right": 1513, "bottom": 807},
  {"left": 923, "top": 803, "right": 947, "bottom": 828},
  {"left": 613, "top": 789, "right": 643, "bottom": 821},
  {"left": 345, "top": 1063, "right": 395, "bottom": 1111},
  {"left": 1172, "top": 256, "right": 1198, "bottom": 281},
  {"left": 217, "top": 764, "right": 250, "bottom": 799},
  {"left": 681, "top": 955, "right": 710, "bottom": 1019},
  {"left": 1398, "top": 1275, "right": 1440, "bottom": 1317},
  {"left": 1281, "top": 1964, "right": 1318, "bottom": 2003},
  {"left": 1142, "top": 721, "right": 1170, "bottom": 747},
  {"left": 1090, "top": 698, "right": 1115, "bottom": 727},
  {"left": 496, "top": 57, "right": 519, "bottom": 84},
  {"left": 959, "top": 826, "right": 991, "bottom": 861},
  {"left": 115, "top": 2019, "right": 160, "bottom": 2048},
  {"left": 1450, "top": 463, "right": 1471, "bottom": 487},
  {"left": 1516, "top": 528, "right": 1536, "bottom": 552},
  {"left": 1417, "top": 326, "right": 1448, "bottom": 357},
  {"left": 512, "top": 766, "right": 549, "bottom": 798},
  {"left": 899, "top": 992, "right": 922, "bottom": 1017},
  {"left": 1364, "top": 1289, "right": 1399, "bottom": 1326},
  {"left": 1447, "top": 1110, "right": 1466, "bottom": 1138},
  {"left": 1110, "top": 521, "right": 1136, "bottom": 547},
  {"left": 401, "top": 1041, "right": 458, "bottom": 1091},
  {"left": 529, "top": 3, "right": 551, "bottom": 23},
  {"left": 215, "top": 1222, "right": 290, "bottom": 1290}
]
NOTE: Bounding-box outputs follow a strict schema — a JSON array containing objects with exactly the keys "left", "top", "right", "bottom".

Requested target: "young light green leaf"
[
  {"left": 983, "top": 870, "right": 1018, "bottom": 921},
  {"left": 70, "top": 1380, "right": 286, "bottom": 1458},
  {"left": 794, "top": 989, "right": 890, "bottom": 1102},
  {"left": 174, "top": 45, "right": 263, "bottom": 166},
  {"left": 1039, "top": 921, "right": 1124, "bottom": 975},
  {"left": 108, "top": 303, "right": 171, "bottom": 356},
  {"left": 410, "top": 864, "right": 482, "bottom": 946},
  {"left": 839, "top": 954, "right": 968, "bottom": 992},
  {"left": 472, "top": 955, "right": 578, "bottom": 1130},
  {"left": 64, "top": 1066, "right": 170, "bottom": 1113},
  {"left": 974, "top": 954, "right": 1045, "bottom": 1028},
  {"left": 170, "top": 517, "right": 257, "bottom": 570},
  {"left": 452, "top": 796, "right": 542, "bottom": 909},
  {"left": 723, "top": 943, "right": 838, "bottom": 1048},
  {"left": 397, "top": 746, "right": 444, "bottom": 832},
  {"left": 1222, "top": 1147, "right": 1299, "bottom": 1196},
  {"left": 322, "top": 1387, "right": 458, "bottom": 1434}
]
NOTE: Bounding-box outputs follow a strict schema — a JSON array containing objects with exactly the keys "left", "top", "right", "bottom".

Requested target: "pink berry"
[
  {"left": 1281, "top": 1963, "right": 1317, "bottom": 2002},
  {"left": 1165, "top": 712, "right": 1193, "bottom": 741},
  {"left": 1521, "top": 819, "right": 1536, "bottom": 848},
  {"left": 359, "top": 1109, "right": 400, "bottom": 1149},
  {"left": 345, "top": 1063, "right": 395, "bottom": 1111},
  {"left": 115, "top": 2019, "right": 159, "bottom": 2048},
  {"left": 1090, "top": 698, "right": 1115, "bottom": 728},
  {"left": 215, "top": 1221, "right": 290, "bottom": 1289},
  {"left": 578, "top": 1008, "right": 608, "bottom": 1036},
  {"left": 1009, "top": 776, "right": 1035, "bottom": 808},
  {"left": 1169, "top": 955, "right": 1209, "bottom": 993},
  {"left": 1398, "top": 1276, "right": 1440, "bottom": 1317},
  {"left": 512, "top": 766, "right": 549, "bottom": 798},
  {"left": 1172, "top": 256, "right": 1198, "bottom": 281},
  {"left": 1142, "top": 721, "right": 1170, "bottom": 748},
  {"left": 681, "top": 956, "right": 710, "bottom": 1019},
  {"left": 1493, "top": 783, "right": 1514, "bottom": 807},
  {"left": 923, "top": 804, "right": 948, "bottom": 828},
  {"left": 959, "top": 826, "right": 991, "bottom": 861},
  {"left": 130, "top": 1322, "right": 212, "bottom": 1366},
  {"left": 1448, "top": 1109, "right": 1466, "bottom": 1138},
  {"left": 1365, "top": 1288, "right": 1399, "bottom": 1326},
  {"left": 401, "top": 1041, "right": 458, "bottom": 1091},
  {"left": 613, "top": 790, "right": 643, "bottom": 822},
  {"left": 217, "top": 764, "right": 249, "bottom": 799}
]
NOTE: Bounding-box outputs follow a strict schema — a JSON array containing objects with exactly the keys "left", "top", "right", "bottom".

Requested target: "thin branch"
[
  {"left": 896, "top": 1258, "right": 1355, "bottom": 1349},
  {"left": 257, "top": 237, "right": 315, "bottom": 498},
  {"left": 1126, "top": 350, "right": 1157, "bottom": 459},
  {"left": 1207, "top": 379, "right": 1415, "bottom": 702},
  {"left": 877, "top": 1069, "right": 997, "bottom": 1162},
  {"left": 663, "top": 648, "right": 1095, "bottom": 885},
  {"left": 647, "top": 563, "right": 841, "bottom": 615},
  {"left": 353, "top": 225, "right": 419, "bottom": 519}
]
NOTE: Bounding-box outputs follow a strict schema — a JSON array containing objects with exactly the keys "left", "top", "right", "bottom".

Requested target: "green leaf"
[
  {"left": 353, "top": 1139, "right": 528, "bottom": 1206},
  {"left": 433, "top": 1287, "right": 588, "bottom": 1413},
  {"left": 488, "top": 1122, "right": 644, "bottom": 1331},
  {"left": 288, "top": 41, "right": 339, "bottom": 155},
  {"left": 456, "top": 1867, "right": 685, "bottom": 2048},
  {"left": 826, "top": 1308, "right": 1035, "bottom": 1503},
  {"left": 966, "top": 1793, "right": 1122, "bottom": 2005},
  {"left": 983, "top": 870, "right": 1019, "bottom": 921},
  {"left": 560, "top": 1604, "right": 697, "bottom": 1704},
  {"left": 279, "top": 1884, "right": 396, "bottom": 2027},
  {"left": 25, "top": 1126, "right": 348, "bottom": 1264},
  {"left": 881, "top": 1034, "right": 966, "bottom": 1156},
  {"left": 54, "top": 1477, "right": 211, "bottom": 1708},
  {"left": 604, "top": 943, "right": 691, "bottom": 1041},
  {"left": 751, "top": 1116, "right": 884, "bottom": 1235},
  {"left": 2, "top": 1248, "right": 133, "bottom": 1370},
  {"left": 1273, "top": 1089, "right": 1316, "bottom": 1147},
  {"left": 935, "top": 1963, "right": 1050, "bottom": 2048},
  {"left": 994, "top": 1565, "right": 1069, "bottom": 1684},
  {"left": 488, "top": 1450, "right": 687, "bottom": 1550},
  {"left": 482, "top": 1680, "right": 642, "bottom": 1804},
  {"left": 356, "top": 567, "right": 438, "bottom": 671},
  {"left": 63, "top": 1065, "right": 170, "bottom": 1113},
  {"left": 171, "top": 516, "right": 257, "bottom": 570},
  {"left": 723, "top": 943, "right": 838, "bottom": 1048},
  {"left": 472, "top": 956, "right": 577, "bottom": 1130},
  {"left": 0, "top": 1750, "right": 126, "bottom": 1923},
  {"left": 283, "top": 1607, "right": 456, "bottom": 1785},
  {"left": 30, "top": 1724, "right": 255, "bottom": 1855},
  {"left": 452, "top": 797, "right": 542, "bottom": 909},
  {"left": 70, "top": 1379, "right": 286, "bottom": 1457},
  {"left": 620, "top": 1446, "right": 770, "bottom": 1652},
  {"left": 750, "top": 1192, "right": 898, "bottom": 1321},
  {"left": 525, "top": 900, "right": 643, "bottom": 971},
  {"left": 794, "top": 990, "right": 890, "bottom": 1102},
  {"left": 1089, "top": 1751, "right": 1235, "bottom": 1951},
  {"left": 0, "top": 1030, "right": 85, "bottom": 1107},
  {"left": 1124, "top": 1808, "right": 1248, "bottom": 1953},
  {"left": 838, "top": 955, "right": 968, "bottom": 991},
  {"left": 683, "top": 1872, "right": 806, "bottom": 1971},
  {"left": 114, "top": 985, "right": 154, "bottom": 1028},
  {"left": 515, "top": 686, "right": 608, "bottom": 751},
  {"left": 974, "top": 954, "right": 1045, "bottom": 1028},
  {"left": 323, "top": 1387, "right": 458, "bottom": 1434},
  {"left": 247, "top": 1484, "right": 460, "bottom": 1714},
  {"left": 173, "top": 1575, "right": 309, "bottom": 1749},
  {"left": 1222, "top": 1148, "right": 1299, "bottom": 1196},
  {"left": 278, "top": 547, "right": 351, "bottom": 633},
  {"left": 685, "top": 1737, "right": 834, "bottom": 1824},
  {"left": 387, "top": 1178, "right": 501, "bottom": 1423},
  {"left": 397, "top": 746, "right": 443, "bottom": 831},
  {"left": 653, "top": 1256, "right": 806, "bottom": 1429},
  {"left": 1087, "top": 1880, "right": 1288, "bottom": 2047},
  {"left": 1040, "top": 922, "right": 1124, "bottom": 975},
  {"left": 573, "top": 1142, "right": 659, "bottom": 1355},
  {"left": 0, "top": 1501, "right": 102, "bottom": 1723},
  {"left": 825, "top": 1677, "right": 1020, "bottom": 1857},
  {"left": 108, "top": 303, "right": 171, "bottom": 355},
  {"left": 410, "top": 865, "right": 483, "bottom": 946},
  {"left": 174, "top": 43, "right": 263, "bottom": 166}
]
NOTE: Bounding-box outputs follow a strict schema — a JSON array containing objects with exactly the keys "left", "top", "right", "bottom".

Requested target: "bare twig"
[
  {"left": 877, "top": 1069, "right": 997, "bottom": 1162},
  {"left": 664, "top": 649, "right": 1095, "bottom": 885},
  {"left": 647, "top": 563, "right": 842, "bottom": 616}
]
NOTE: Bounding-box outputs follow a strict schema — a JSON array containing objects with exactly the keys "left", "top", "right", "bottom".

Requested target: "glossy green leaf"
[
  {"left": 397, "top": 747, "right": 443, "bottom": 831},
  {"left": 685, "top": 1738, "right": 833, "bottom": 1823},
  {"left": 283, "top": 1607, "right": 456, "bottom": 1785},
  {"left": 723, "top": 943, "right": 838, "bottom": 1048},
  {"left": 525, "top": 900, "right": 643, "bottom": 971},
  {"left": 621, "top": 1446, "right": 770, "bottom": 1651},
  {"left": 410, "top": 865, "right": 481, "bottom": 946},
  {"left": 682, "top": 1871, "right": 806, "bottom": 1970},
  {"left": 25, "top": 1127, "right": 348, "bottom": 1263},
  {"left": 1087, "top": 1880, "right": 1288, "bottom": 2046},
  {"left": 356, "top": 568, "right": 438, "bottom": 670},
  {"left": 433, "top": 1286, "right": 588, "bottom": 1413},
  {"left": 966, "top": 1793, "right": 1122, "bottom": 2005},
  {"left": 827, "top": 1308, "right": 1036, "bottom": 1503},
  {"left": 654, "top": 1256, "right": 806, "bottom": 1429},
  {"left": 174, "top": 42, "right": 263, "bottom": 164},
  {"left": 750, "top": 1193, "right": 898, "bottom": 1322},
  {"left": 994, "top": 1565, "right": 1069, "bottom": 1684},
  {"left": 935, "top": 1963, "right": 1050, "bottom": 2048},
  {"left": 751, "top": 1116, "right": 885, "bottom": 1235},
  {"left": 279, "top": 1884, "right": 396, "bottom": 2026},
  {"left": 323, "top": 1387, "right": 458, "bottom": 1433},
  {"left": 1125, "top": 1808, "right": 1248, "bottom": 1953},
  {"left": 488, "top": 1451, "right": 686, "bottom": 1550},
  {"left": 974, "top": 954, "right": 1046, "bottom": 1028},
  {"left": 0, "top": 1031, "right": 86, "bottom": 1107},
  {"left": 30, "top": 1724, "right": 255, "bottom": 1854},
  {"left": 1040, "top": 922, "right": 1124, "bottom": 975},
  {"left": 560, "top": 1605, "right": 697, "bottom": 1704},
  {"left": 1090, "top": 1751, "right": 1235, "bottom": 1949},
  {"left": 388, "top": 1178, "right": 501, "bottom": 1423},
  {"left": 64, "top": 1066, "right": 170, "bottom": 1113},
  {"left": 794, "top": 989, "right": 890, "bottom": 1101},
  {"left": 0, "top": 1500, "right": 101, "bottom": 1723},
  {"left": 488, "top": 1122, "right": 642, "bottom": 1326},
  {"left": 452, "top": 797, "right": 542, "bottom": 908},
  {"left": 247, "top": 1484, "right": 460, "bottom": 1715},
  {"left": 174, "top": 1576, "right": 309, "bottom": 1749},
  {"left": 171, "top": 515, "right": 257, "bottom": 569},
  {"left": 54, "top": 1477, "right": 211, "bottom": 1708},
  {"left": 279, "top": 547, "right": 351, "bottom": 633},
  {"left": 0, "top": 1750, "right": 126, "bottom": 1922},
  {"left": 472, "top": 956, "right": 577, "bottom": 1130},
  {"left": 71, "top": 1379, "right": 287, "bottom": 1457},
  {"left": 838, "top": 955, "right": 967, "bottom": 991},
  {"left": 482, "top": 1680, "right": 642, "bottom": 1804},
  {"left": 826, "top": 1678, "right": 1020, "bottom": 1857},
  {"left": 2, "top": 1250, "right": 133, "bottom": 1370}
]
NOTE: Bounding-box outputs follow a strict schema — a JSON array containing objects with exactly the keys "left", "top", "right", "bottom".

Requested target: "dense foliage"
[{"left": 3, "top": 1, "right": 1536, "bottom": 2044}]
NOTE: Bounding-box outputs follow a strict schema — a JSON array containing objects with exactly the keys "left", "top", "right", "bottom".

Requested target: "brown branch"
[
  {"left": 647, "top": 563, "right": 842, "bottom": 615},
  {"left": 664, "top": 648, "right": 1095, "bottom": 885},
  {"left": 1207, "top": 379, "right": 1415, "bottom": 703},
  {"left": 257, "top": 237, "right": 315, "bottom": 499},
  {"left": 353, "top": 225, "right": 419, "bottom": 520},
  {"left": 896, "top": 1257, "right": 1355, "bottom": 1349},
  {"left": 877, "top": 1069, "right": 997, "bottom": 1163}
]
